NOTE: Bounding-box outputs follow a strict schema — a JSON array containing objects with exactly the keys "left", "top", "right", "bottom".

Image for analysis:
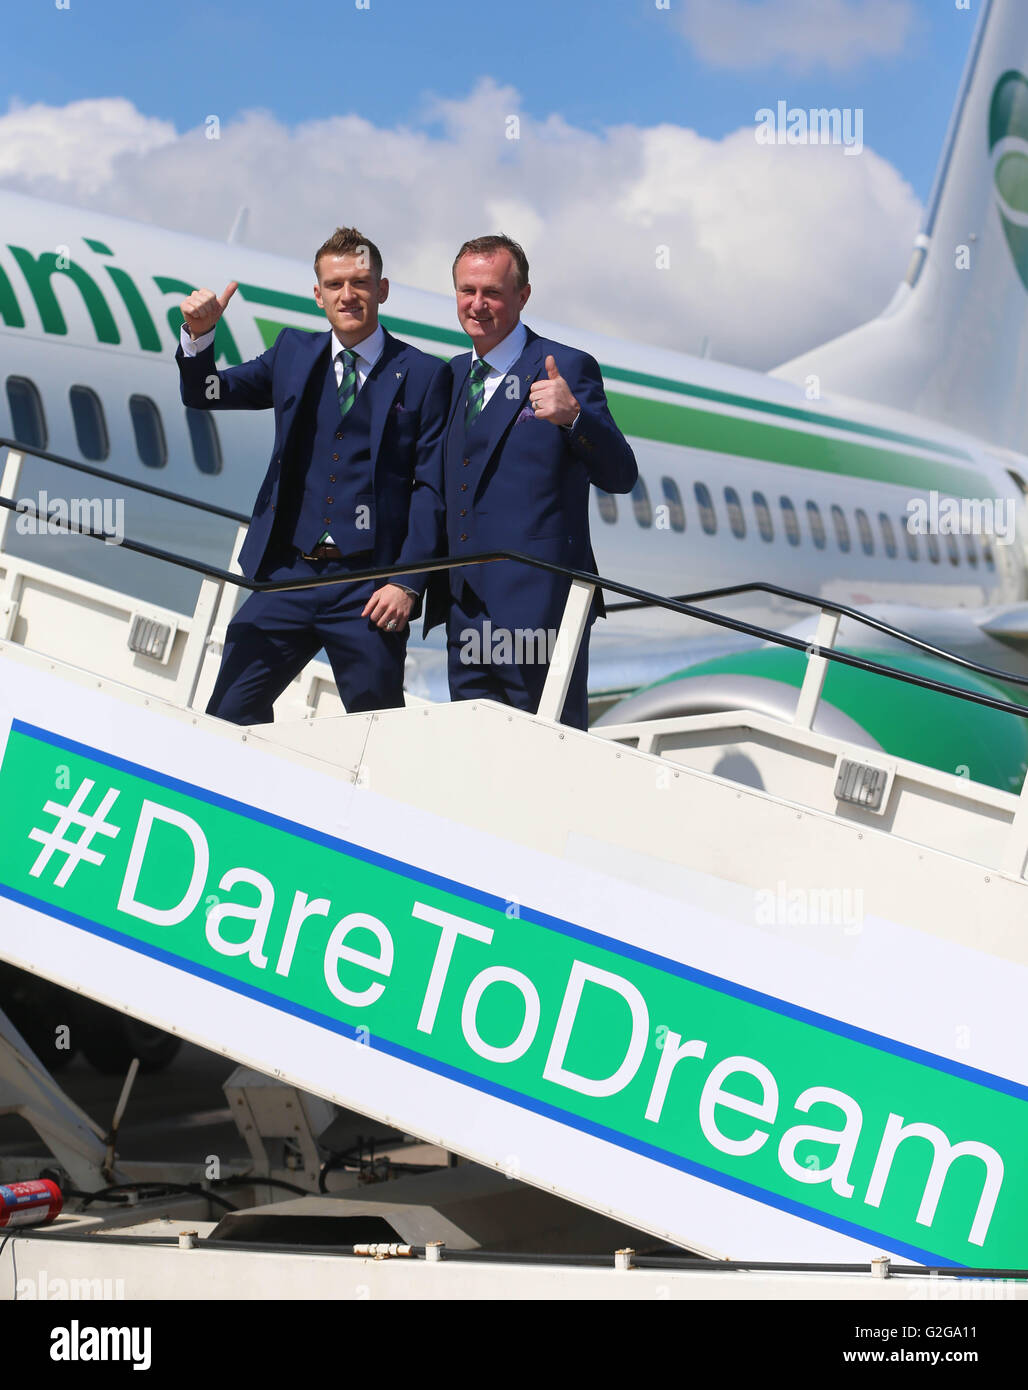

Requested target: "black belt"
[{"left": 300, "top": 543, "right": 344, "bottom": 561}]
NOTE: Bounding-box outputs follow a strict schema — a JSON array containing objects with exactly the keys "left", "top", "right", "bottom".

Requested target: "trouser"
[
  {"left": 206, "top": 550, "right": 407, "bottom": 725},
  {"left": 445, "top": 587, "right": 591, "bottom": 731}
]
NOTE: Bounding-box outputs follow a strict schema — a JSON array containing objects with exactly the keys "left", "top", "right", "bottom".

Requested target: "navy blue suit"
[
  {"left": 177, "top": 326, "right": 449, "bottom": 723},
  {"left": 423, "top": 326, "right": 637, "bottom": 729}
]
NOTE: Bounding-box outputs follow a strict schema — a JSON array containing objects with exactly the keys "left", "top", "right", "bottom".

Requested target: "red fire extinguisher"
[{"left": 0, "top": 1179, "right": 63, "bottom": 1228}]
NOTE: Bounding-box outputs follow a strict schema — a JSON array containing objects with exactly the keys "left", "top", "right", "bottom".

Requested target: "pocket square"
[{"left": 514, "top": 403, "right": 538, "bottom": 425}]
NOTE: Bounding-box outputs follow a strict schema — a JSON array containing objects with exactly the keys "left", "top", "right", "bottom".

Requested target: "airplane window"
[
  {"left": 878, "top": 512, "right": 897, "bottom": 559},
  {"left": 805, "top": 500, "right": 826, "bottom": 550},
  {"left": 926, "top": 531, "right": 940, "bottom": 564},
  {"left": 945, "top": 532, "right": 960, "bottom": 567},
  {"left": 902, "top": 518, "right": 918, "bottom": 561},
  {"left": 69, "top": 385, "right": 109, "bottom": 462},
  {"left": 831, "top": 504, "right": 851, "bottom": 553},
  {"left": 724, "top": 486, "right": 746, "bottom": 539},
  {"left": 694, "top": 482, "right": 717, "bottom": 534},
  {"left": 129, "top": 394, "right": 167, "bottom": 470},
  {"left": 964, "top": 532, "right": 978, "bottom": 568},
  {"left": 595, "top": 488, "right": 617, "bottom": 524},
  {"left": 753, "top": 490, "right": 774, "bottom": 542},
  {"left": 632, "top": 477, "right": 653, "bottom": 528},
  {"left": 660, "top": 477, "right": 686, "bottom": 532},
  {"left": 982, "top": 538, "right": 995, "bottom": 570},
  {"left": 855, "top": 508, "right": 874, "bottom": 556},
  {"left": 5, "top": 376, "right": 47, "bottom": 450},
  {"left": 779, "top": 496, "right": 801, "bottom": 546},
  {"left": 186, "top": 407, "right": 223, "bottom": 476}
]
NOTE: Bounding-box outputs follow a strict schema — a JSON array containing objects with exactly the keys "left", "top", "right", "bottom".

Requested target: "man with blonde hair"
[{"left": 177, "top": 227, "right": 449, "bottom": 723}]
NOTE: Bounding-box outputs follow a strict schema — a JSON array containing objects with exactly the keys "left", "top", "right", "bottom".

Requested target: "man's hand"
[
  {"left": 529, "top": 354, "right": 580, "bottom": 427},
  {"left": 362, "top": 583, "right": 414, "bottom": 632},
  {"left": 181, "top": 281, "right": 238, "bottom": 339}
]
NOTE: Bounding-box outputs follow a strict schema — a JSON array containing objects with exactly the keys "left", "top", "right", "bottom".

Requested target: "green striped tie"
[
  {"left": 318, "top": 349, "right": 359, "bottom": 545},
  {"left": 465, "top": 356, "right": 491, "bottom": 427},
  {"left": 337, "top": 348, "right": 358, "bottom": 418}
]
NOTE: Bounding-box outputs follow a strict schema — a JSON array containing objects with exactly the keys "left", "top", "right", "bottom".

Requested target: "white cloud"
[
  {"left": 0, "top": 97, "right": 176, "bottom": 194},
  {"left": 677, "top": 0, "right": 915, "bottom": 73},
  {"left": 0, "top": 83, "right": 922, "bottom": 371}
]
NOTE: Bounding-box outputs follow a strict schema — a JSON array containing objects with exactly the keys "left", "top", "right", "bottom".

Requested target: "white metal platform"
[{"left": 0, "top": 441, "right": 1025, "bottom": 1297}]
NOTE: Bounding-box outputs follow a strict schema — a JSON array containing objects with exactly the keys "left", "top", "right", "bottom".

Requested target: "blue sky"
[
  {"left": 6, "top": 0, "right": 977, "bottom": 202},
  {"left": 0, "top": 0, "right": 991, "bottom": 368}
]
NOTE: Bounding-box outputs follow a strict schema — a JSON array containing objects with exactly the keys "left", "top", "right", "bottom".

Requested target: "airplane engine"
[{"left": 596, "top": 646, "right": 1028, "bottom": 794}]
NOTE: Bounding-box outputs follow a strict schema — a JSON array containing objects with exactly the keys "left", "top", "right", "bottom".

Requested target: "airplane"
[{"left": 1, "top": 0, "right": 1028, "bottom": 817}]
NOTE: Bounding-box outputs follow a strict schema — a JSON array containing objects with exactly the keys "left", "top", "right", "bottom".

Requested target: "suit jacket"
[
  {"left": 176, "top": 326, "right": 449, "bottom": 597},
  {"left": 423, "top": 326, "right": 637, "bottom": 636}
]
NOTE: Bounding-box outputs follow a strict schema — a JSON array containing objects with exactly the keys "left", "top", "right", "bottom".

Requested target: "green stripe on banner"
[{"left": 0, "top": 723, "right": 1024, "bottom": 1266}]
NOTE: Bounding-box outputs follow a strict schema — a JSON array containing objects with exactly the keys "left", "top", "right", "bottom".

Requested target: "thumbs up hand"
[
  {"left": 181, "top": 281, "right": 239, "bottom": 339},
  {"left": 529, "top": 354, "right": 580, "bottom": 427}
]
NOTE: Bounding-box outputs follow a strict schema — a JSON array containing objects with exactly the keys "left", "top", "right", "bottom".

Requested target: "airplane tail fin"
[{"left": 772, "top": 0, "right": 1028, "bottom": 453}]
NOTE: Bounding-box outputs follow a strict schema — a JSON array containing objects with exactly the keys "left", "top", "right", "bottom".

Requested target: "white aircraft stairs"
[{"left": 0, "top": 438, "right": 1025, "bottom": 1300}]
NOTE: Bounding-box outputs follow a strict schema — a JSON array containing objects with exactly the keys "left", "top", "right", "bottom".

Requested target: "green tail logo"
[{"left": 989, "top": 70, "right": 1028, "bottom": 290}]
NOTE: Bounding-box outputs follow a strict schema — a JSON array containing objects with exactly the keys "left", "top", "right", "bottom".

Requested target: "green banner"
[{"left": 0, "top": 720, "right": 1024, "bottom": 1267}]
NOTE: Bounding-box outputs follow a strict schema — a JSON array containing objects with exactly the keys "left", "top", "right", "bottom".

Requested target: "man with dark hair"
[
  {"left": 424, "top": 234, "right": 637, "bottom": 730},
  {"left": 177, "top": 227, "right": 449, "bottom": 723}
]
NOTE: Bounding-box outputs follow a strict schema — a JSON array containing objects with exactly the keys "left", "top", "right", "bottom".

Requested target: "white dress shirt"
[
  {"left": 329, "top": 322, "right": 385, "bottom": 388},
  {"left": 472, "top": 321, "right": 528, "bottom": 408},
  {"left": 469, "top": 320, "right": 579, "bottom": 430}
]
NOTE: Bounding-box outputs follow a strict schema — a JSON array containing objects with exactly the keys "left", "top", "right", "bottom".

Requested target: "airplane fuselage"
[{"left": 1, "top": 190, "right": 1024, "bottom": 684}]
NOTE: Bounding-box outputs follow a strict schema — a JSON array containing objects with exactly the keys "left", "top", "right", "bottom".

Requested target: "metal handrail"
[
  {"left": 609, "top": 577, "right": 1028, "bottom": 693},
  {"left": 3, "top": 437, "right": 1028, "bottom": 726},
  {"left": 0, "top": 437, "right": 250, "bottom": 524},
  {"left": 3, "top": 488, "right": 1028, "bottom": 725},
  {"left": 4, "top": 438, "right": 1026, "bottom": 696}
]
